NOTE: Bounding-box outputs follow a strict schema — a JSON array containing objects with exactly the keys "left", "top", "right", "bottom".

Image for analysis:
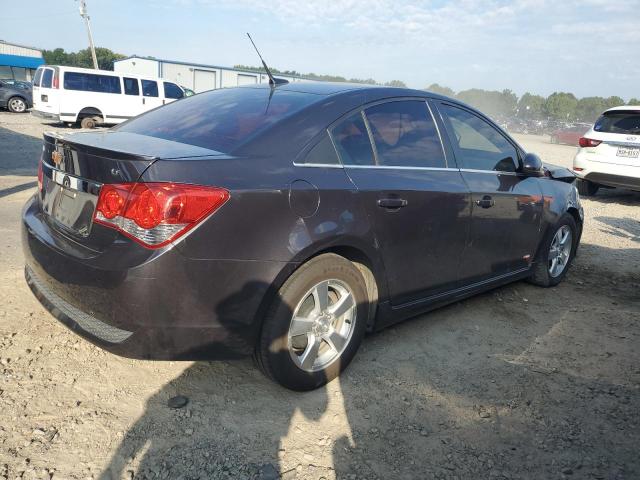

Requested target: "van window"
[
  {"left": 63, "top": 72, "right": 121, "bottom": 94},
  {"left": 163, "top": 82, "right": 183, "bottom": 99},
  {"left": 123, "top": 77, "right": 139, "bottom": 96},
  {"left": 41, "top": 69, "right": 53, "bottom": 88},
  {"left": 141, "top": 80, "right": 159, "bottom": 97},
  {"left": 33, "top": 68, "right": 43, "bottom": 87}
]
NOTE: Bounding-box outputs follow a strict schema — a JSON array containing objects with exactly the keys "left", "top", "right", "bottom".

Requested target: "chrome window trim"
[
  {"left": 344, "top": 165, "right": 457, "bottom": 172},
  {"left": 459, "top": 168, "right": 521, "bottom": 176},
  {"left": 292, "top": 162, "right": 344, "bottom": 169}
]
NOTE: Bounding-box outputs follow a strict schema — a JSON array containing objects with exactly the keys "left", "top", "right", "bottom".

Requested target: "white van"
[{"left": 31, "top": 65, "right": 191, "bottom": 128}]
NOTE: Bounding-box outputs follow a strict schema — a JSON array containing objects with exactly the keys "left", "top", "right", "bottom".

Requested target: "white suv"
[{"left": 573, "top": 106, "right": 640, "bottom": 196}]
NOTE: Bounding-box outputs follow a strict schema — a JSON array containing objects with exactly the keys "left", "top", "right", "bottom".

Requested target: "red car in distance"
[{"left": 550, "top": 124, "right": 591, "bottom": 146}]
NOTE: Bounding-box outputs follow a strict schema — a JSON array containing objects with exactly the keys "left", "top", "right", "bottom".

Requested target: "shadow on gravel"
[
  {"left": 0, "top": 181, "right": 37, "bottom": 199},
  {"left": 585, "top": 188, "right": 640, "bottom": 206},
  {"left": 0, "top": 125, "right": 44, "bottom": 176},
  {"left": 594, "top": 216, "right": 640, "bottom": 243},
  {"left": 98, "top": 268, "right": 640, "bottom": 480}
]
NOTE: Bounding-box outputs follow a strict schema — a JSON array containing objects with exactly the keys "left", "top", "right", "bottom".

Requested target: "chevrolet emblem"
[{"left": 51, "top": 150, "right": 63, "bottom": 166}]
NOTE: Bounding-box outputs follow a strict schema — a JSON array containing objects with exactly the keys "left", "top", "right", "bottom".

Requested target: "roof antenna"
[{"left": 246, "top": 33, "right": 287, "bottom": 87}]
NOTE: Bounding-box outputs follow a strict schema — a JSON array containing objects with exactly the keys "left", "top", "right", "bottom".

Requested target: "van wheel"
[
  {"left": 576, "top": 179, "right": 599, "bottom": 196},
  {"left": 255, "top": 253, "right": 369, "bottom": 391},
  {"left": 7, "top": 97, "right": 27, "bottom": 113},
  {"left": 80, "top": 116, "right": 99, "bottom": 129}
]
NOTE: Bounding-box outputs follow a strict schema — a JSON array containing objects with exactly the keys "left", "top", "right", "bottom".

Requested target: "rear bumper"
[
  {"left": 31, "top": 109, "right": 60, "bottom": 122},
  {"left": 22, "top": 194, "right": 295, "bottom": 360},
  {"left": 573, "top": 150, "right": 640, "bottom": 191}
]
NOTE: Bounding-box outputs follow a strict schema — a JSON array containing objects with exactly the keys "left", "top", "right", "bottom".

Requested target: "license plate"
[{"left": 616, "top": 146, "right": 640, "bottom": 158}]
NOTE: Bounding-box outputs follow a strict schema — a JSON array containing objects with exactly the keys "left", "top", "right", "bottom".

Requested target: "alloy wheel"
[
  {"left": 9, "top": 98, "right": 26, "bottom": 113},
  {"left": 288, "top": 279, "right": 357, "bottom": 373},
  {"left": 548, "top": 225, "right": 572, "bottom": 278}
]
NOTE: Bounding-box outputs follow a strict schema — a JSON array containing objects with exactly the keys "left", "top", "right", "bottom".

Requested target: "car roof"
[{"left": 604, "top": 106, "right": 640, "bottom": 113}]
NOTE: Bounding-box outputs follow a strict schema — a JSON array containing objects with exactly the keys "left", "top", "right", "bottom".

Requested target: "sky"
[{"left": 1, "top": 0, "right": 638, "bottom": 100}]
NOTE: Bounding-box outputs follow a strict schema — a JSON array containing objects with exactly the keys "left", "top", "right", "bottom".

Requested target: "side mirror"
[{"left": 521, "top": 153, "right": 544, "bottom": 176}]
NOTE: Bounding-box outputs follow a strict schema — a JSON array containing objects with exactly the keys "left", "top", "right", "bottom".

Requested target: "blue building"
[{"left": 0, "top": 40, "right": 44, "bottom": 82}]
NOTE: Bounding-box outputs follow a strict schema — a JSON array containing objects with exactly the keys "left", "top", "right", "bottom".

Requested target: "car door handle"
[
  {"left": 377, "top": 198, "right": 408, "bottom": 209},
  {"left": 475, "top": 195, "right": 495, "bottom": 209}
]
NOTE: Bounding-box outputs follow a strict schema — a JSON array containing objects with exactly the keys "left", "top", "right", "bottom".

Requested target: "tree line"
[
  {"left": 42, "top": 48, "right": 636, "bottom": 123},
  {"left": 426, "top": 84, "right": 638, "bottom": 123}
]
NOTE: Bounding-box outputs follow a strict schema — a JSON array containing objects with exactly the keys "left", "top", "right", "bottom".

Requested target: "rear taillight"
[
  {"left": 94, "top": 183, "right": 229, "bottom": 249},
  {"left": 37, "top": 160, "right": 43, "bottom": 191},
  {"left": 579, "top": 137, "right": 601, "bottom": 148},
  {"left": 52, "top": 71, "right": 59, "bottom": 89}
]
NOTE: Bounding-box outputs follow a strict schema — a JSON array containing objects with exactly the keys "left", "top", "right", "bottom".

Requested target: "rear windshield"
[
  {"left": 594, "top": 111, "right": 640, "bottom": 135},
  {"left": 117, "top": 87, "right": 318, "bottom": 153}
]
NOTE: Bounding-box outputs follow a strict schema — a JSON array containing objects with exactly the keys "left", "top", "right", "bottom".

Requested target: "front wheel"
[
  {"left": 528, "top": 213, "right": 578, "bottom": 287},
  {"left": 255, "top": 254, "right": 369, "bottom": 391},
  {"left": 7, "top": 97, "right": 27, "bottom": 113}
]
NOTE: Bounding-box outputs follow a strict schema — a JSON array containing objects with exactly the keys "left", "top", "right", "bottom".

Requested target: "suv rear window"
[
  {"left": 594, "top": 111, "right": 640, "bottom": 135},
  {"left": 117, "top": 87, "right": 318, "bottom": 153}
]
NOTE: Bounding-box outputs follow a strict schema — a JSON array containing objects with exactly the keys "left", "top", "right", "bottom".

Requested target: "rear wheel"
[
  {"left": 255, "top": 253, "right": 369, "bottom": 391},
  {"left": 576, "top": 179, "right": 600, "bottom": 196},
  {"left": 7, "top": 97, "right": 27, "bottom": 113},
  {"left": 528, "top": 213, "right": 578, "bottom": 287},
  {"left": 80, "top": 116, "right": 100, "bottom": 129}
]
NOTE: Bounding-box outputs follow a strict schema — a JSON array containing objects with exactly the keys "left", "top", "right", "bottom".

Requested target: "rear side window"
[
  {"left": 440, "top": 104, "right": 518, "bottom": 172},
  {"left": 41, "top": 69, "right": 53, "bottom": 88},
  {"left": 299, "top": 134, "right": 340, "bottom": 165},
  {"left": 163, "top": 82, "right": 183, "bottom": 99},
  {"left": 141, "top": 80, "right": 158, "bottom": 97},
  {"left": 64, "top": 72, "right": 121, "bottom": 93},
  {"left": 117, "top": 87, "right": 318, "bottom": 153},
  {"left": 33, "top": 68, "right": 43, "bottom": 87},
  {"left": 123, "top": 77, "right": 139, "bottom": 96},
  {"left": 330, "top": 112, "right": 375, "bottom": 166},
  {"left": 364, "top": 101, "right": 445, "bottom": 168},
  {"left": 594, "top": 111, "right": 640, "bottom": 135}
]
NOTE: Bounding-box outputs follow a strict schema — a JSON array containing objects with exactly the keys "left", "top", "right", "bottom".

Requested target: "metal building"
[
  {"left": 113, "top": 55, "right": 307, "bottom": 93},
  {"left": 0, "top": 40, "right": 45, "bottom": 81}
]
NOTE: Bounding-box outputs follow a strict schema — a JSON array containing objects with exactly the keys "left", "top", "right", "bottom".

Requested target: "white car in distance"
[{"left": 573, "top": 106, "right": 640, "bottom": 196}]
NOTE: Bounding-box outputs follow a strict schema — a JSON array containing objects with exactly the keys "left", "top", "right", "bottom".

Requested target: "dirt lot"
[{"left": 0, "top": 112, "right": 639, "bottom": 480}]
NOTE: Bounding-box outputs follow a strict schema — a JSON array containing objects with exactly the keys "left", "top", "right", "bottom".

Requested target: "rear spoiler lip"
[{"left": 43, "top": 131, "right": 232, "bottom": 162}]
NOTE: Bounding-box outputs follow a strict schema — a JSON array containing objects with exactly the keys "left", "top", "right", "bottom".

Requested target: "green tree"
[
  {"left": 384, "top": 80, "right": 407, "bottom": 88},
  {"left": 456, "top": 88, "right": 517, "bottom": 119},
  {"left": 603, "top": 96, "right": 625, "bottom": 110},
  {"left": 42, "top": 47, "right": 126, "bottom": 71},
  {"left": 425, "top": 83, "right": 455, "bottom": 97},
  {"left": 544, "top": 92, "right": 578, "bottom": 121},
  {"left": 516, "top": 92, "right": 546, "bottom": 119},
  {"left": 575, "top": 97, "right": 607, "bottom": 122},
  {"left": 628, "top": 98, "right": 640, "bottom": 105}
]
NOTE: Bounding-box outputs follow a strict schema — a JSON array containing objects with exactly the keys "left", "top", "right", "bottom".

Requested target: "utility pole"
[{"left": 78, "top": 0, "right": 99, "bottom": 69}]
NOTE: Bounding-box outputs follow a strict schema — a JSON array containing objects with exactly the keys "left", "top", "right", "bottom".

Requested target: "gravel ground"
[{"left": 0, "top": 112, "right": 639, "bottom": 480}]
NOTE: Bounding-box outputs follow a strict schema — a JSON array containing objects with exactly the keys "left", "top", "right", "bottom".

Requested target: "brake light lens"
[
  {"left": 579, "top": 137, "right": 602, "bottom": 148},
  {"left": 94, "top": 183, "right": 229, "bottom": 248},
  {"left": 52, "top": 70, "right": 59, "bottom": 89}
]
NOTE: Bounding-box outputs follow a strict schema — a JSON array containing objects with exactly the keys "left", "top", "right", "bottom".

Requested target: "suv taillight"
[
  {"left": 579, "top": 137, "right": 602, "bottom": 148},
  {"left": 94, "top": 182, "right": 229, "bottom": 249},
  {"left": 37, "top": 160, "right": 43, "bottom": 191}
]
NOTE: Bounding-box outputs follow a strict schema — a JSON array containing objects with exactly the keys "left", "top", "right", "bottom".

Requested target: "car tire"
[
  {"left": 550, "top": 135, "right": 557, "bottom": 144},
  {"left": 528, "top": 213, "right": 578, "bottom": 287},
  {"left": 576, "top": 179, "right": 599, "bottom": 197},
  {"left": 7, "top": 97, "right": 27, "bottom": 113},
  {"left": 80, "top": 116, "right": 99, "bottom": 129},
  {"left": 255, "top": 253, "right": 369, "bottom": 391}
]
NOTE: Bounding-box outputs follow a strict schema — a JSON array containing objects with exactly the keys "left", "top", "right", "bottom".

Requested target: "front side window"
[
  {"left": 123, "top": 77, "right": 139, "bottom": 96},
  {"left": 163, "top": 82, "right": 183, "bottom": 99},
  {"left": 594, "top": 111, "right": 640, "bottom": 135},
  {"left": 440, "top": 104, "right": 518, "bottom": 172},
  {"left": 0, "top": 65, "right": 13, "bottom": 79},
  {"left": 364, "top": 101, "right": 446, "bottom": 168},
  {"left": 329, "top": 112, "right": 375, "bottom": 166},
  {"left": 63, "top": 72, "right": 121, "bottom": 93},
  {"left": 41, "top": 69, "right": 53, "bottom": 88},
  {"left": 141, "top": 80, "right": 158, "bottom": 97},
  {"left": 299, "top": 134, "right": 340, "bottom": 165},
  {"left": 11, "top": 67, "right": 27, "bottom": 81}
]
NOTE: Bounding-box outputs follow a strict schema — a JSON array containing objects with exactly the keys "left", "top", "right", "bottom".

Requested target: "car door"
[
  {"left": 435, "top": 102, "right": 544, "bottom": 283},
  {"left": 140, "top": 79, "right": 163, "bottom": 112},
  {"left": 331, "top": 99, "right": 471, "bottom": 306}
]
